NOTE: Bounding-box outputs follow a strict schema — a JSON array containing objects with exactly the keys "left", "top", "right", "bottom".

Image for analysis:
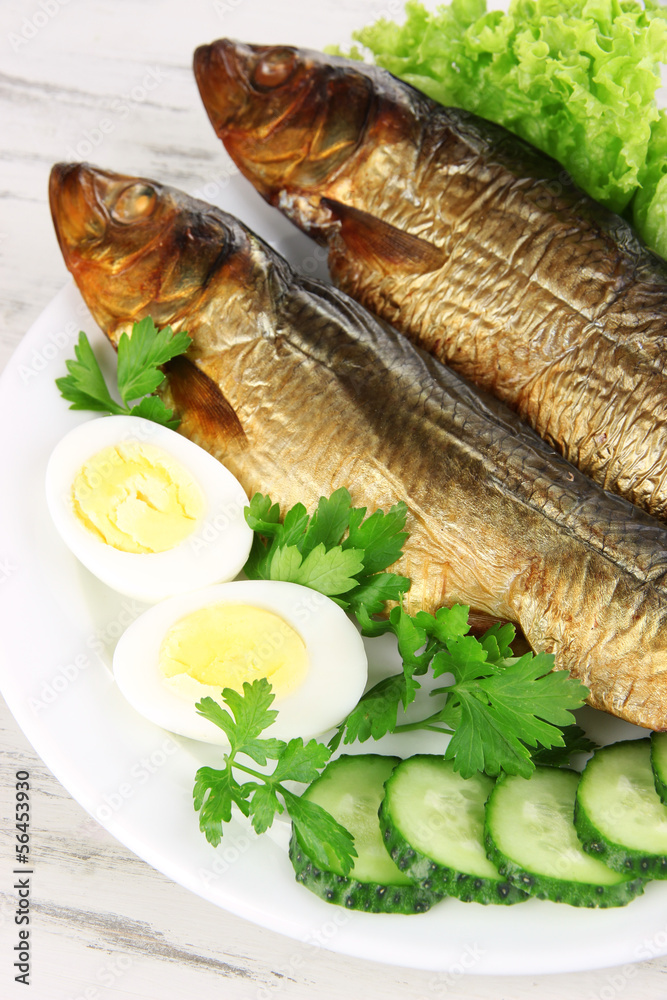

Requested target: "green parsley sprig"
[
  {"left": 194, "top": 678, "right": 357, "bottom": 874},
  {"left": 530, "top": 726, "right": 597, "bottom": 767},
  {"left": 330, "top": 605, "right": 591, "bottom": 778},
  {"left": 243, "top": 488, "right": 410, "bottom": 613},
  {"left": 244, "top": 494, "right": 593, "bottom": 780},
  {"left": 56, "top": 317, "right": 192, "bottom": 429}
]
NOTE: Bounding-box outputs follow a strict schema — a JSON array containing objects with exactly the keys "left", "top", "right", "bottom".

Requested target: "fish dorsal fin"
[
  {"left": 321, "top": 197, "right": 446, "bottom": 275},
  {"left": 163, "top": 354, "right": 246, "bottom": 457}
]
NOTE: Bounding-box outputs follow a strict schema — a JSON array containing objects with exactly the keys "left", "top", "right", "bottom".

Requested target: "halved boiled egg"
[
  {"left": 45, "top": 414, "right": 253, "bottom": 603},
  {"left": 112, "top": 580, "right": 368, "bottom": 743}
]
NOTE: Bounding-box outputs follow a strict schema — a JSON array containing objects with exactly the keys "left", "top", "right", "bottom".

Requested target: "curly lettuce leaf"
[
  {"left": 634, "top": 110, "right": 667, "bottom": 257},
  {"left": 345, "top": 0, "right": 667, "bottom": 241}
]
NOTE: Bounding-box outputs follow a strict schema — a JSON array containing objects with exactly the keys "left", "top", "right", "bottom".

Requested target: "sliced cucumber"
[
  {"left": 380, "top": 755, "right": 526, "bottom": 905},
  {"left": 651, "top": 732, "right": 667, "bottom": 804},
  {"left": 575, "top": 739, "right": 667, "bottom": 878},
  {"left": 486, "top": 767, "right": 644, "bottom": 907},
  {"left": 289, "top": 755, "right": 439, "bottom": 913}
]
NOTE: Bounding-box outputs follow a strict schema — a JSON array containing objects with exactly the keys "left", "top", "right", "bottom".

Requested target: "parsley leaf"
[
  {"left": 415, "top": 605, "right": 472, "bottom": 646},
  {"left": 247, "top": 784, "right": 282, "bottom": 835},
  {"left": 57, "top": 320, "right": 192, "bottom": 428},
  {"left": 193, "top": 766, "right": 250, "bottom": 847},
  {"left": 271, "top": 738, "right": 332, "bottom": 784},
  {"left": 297, "top": 543, "right": 364, "bottom": 595},
  {"left": 343, "top": 501, "right": 409, "bottom": 574},
  {"left": 301, "top": 489, "right": 353, "bottom": 555},
  {"left": 56, "top": 333, "right": 125, "bottom": 415},
  {"left": 531, "top": 725, "right": 598, "bottom": 767},
  {"left": 338, "top": 600, "right": 588, "bottom": 778},
  {"left": 129, "top": 394, "right": 181, "bottom": 430},
  {"left": 212, "top": 680, "right": 280, "bottom": 751},
  {"left": 479, "top": 622, "right": 516, "bottom": 662},
  {"left": 431, "top": 636, "right": 495, "bottom": 685},
  {"left": 116, "top": 317, "right": 191, "bottom": 404},
  {"left": 193, "top": 679, "right": 356, "bottom": 874},
  {"left": 345, "top": 572, "right": 410, "bottom": 615},
  {"left": 329, "top": 673, "right": 408, "bottom": 750},
  {"left": 284, "top": 790, "right": 356, "bottom": 874},
  {"left": 474, "top": 651, "right": 585, "bottom": 740},
  {"left": 428, "top": 648, "right": 589, "bottom": 777},
  {"left": 244, "top": 494, "right": 282, "bottom": 537},
  {"left": 243, "top": 489, "right": 410, "bottom": 611},
  {"left": 443, "top": 692, "right": 535, "bottom": 778}
]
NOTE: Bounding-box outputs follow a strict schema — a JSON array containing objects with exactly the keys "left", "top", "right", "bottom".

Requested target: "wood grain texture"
[{"left": 1, "top": 0, "right": 666, "bottom": 995}]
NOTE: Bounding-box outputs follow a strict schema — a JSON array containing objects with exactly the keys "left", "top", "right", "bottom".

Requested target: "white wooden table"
[{"left": 1, "top": 1, "right": 666, "bottom": 996}]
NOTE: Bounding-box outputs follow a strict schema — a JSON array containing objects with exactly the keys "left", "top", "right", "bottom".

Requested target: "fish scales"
[
  {"left": 194, "top": 41, "right": 667, "bottom": 519},
  {"left": 49, "top": 164, "right": 667, "bottom": 729}
]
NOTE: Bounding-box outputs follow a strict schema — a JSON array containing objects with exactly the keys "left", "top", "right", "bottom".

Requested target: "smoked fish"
[
  {"left": 194, "top": 40, "right": 667, "bottom": 521},
  {"left": 49, "top": 163, "right": 667, "bottom": 729}
]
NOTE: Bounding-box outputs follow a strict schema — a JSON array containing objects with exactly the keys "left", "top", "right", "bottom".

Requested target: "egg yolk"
[
  {"left": 159, "top": 603, "right": 309, "bottom": 698},
  {"left": 72, "top": 441, "right": 204, "bottom": 554}
]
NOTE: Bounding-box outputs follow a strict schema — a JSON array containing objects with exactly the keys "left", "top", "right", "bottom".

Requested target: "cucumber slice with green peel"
[
  {"left": 651, "top": 732, "right": 667, "bottom": 804},
  {"left": 485, "top": 767, "right": 644, "bottom": 907},
  {"left": 289, "top": 754, "right": 439, "bottom": 914},
  {"left": 575, "top": 739, "right": 667, "bottom": 878},
  {"left": 379, "top": 755, "right": 527, "bottom": 905}
]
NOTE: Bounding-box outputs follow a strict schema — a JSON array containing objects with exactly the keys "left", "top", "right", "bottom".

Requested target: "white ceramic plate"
[
  {"left": 1, "top": 277, "right": 667, "bottom": 976},
  {"left": 3, "top": 0, "right": 667, "bottom": 971}
]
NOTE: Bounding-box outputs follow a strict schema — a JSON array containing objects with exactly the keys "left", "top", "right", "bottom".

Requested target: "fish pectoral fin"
[
  {"left": 163, "top": 354, "right": 246, "bottom": 457},
  {"left": 321, "top": 197, "right": 446, "bottom": 275}
]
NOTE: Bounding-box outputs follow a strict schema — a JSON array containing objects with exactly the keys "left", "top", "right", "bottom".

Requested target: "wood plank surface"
[{"left": 1, "top": 1, "right": 666, "bottom": 996}]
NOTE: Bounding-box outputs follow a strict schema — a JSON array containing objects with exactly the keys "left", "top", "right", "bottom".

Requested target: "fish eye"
[
  {"left": 111, "top": 183, "right": 157, "bottom": 223},
  {"left": 252, "top": 48, "right": 297, "bottom": 90}
]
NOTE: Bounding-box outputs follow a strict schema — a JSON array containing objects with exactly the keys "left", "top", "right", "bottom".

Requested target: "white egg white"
[
  {"left": 112, "top": 580, "right": 369, "bottom": 744},
  {"left": 45, "top": 414, "right": 253, "bottom": 603}
]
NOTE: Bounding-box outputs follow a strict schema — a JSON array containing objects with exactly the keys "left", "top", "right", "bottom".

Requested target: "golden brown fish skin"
[
  {"left": 193, "top": 40, "right": 667, "bottom": 520},
  {"left": 49, "top": 164, "right": 667, "bottom": 729}
]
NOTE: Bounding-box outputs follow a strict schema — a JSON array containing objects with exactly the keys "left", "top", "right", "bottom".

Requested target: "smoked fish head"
[
  {"left": 192, "top": 40, "right": 396, "bottom": 224},
  {"left": 48, "top": 162, "right": 299, "bottom": 456},
  {"left": 49, "top": 162, "right": 254, "bottom": 345}
]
